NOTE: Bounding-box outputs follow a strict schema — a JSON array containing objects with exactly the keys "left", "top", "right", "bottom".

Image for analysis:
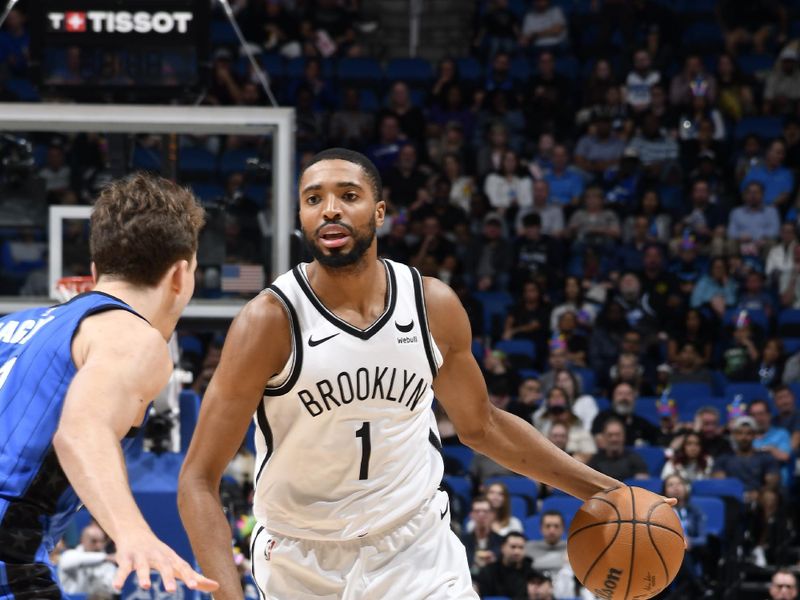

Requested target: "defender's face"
[{"left": 299, "top": 160, "right": 385, "bottom": 268}]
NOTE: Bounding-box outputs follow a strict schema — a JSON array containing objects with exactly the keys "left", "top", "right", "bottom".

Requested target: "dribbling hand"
[{"left": 112, "top": 532, "right": 219, "bottom": 594}]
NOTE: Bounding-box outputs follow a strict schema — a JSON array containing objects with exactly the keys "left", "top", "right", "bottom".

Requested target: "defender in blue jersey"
[{"left": 0, "top": 173, "right": 217, "bottom": 598}]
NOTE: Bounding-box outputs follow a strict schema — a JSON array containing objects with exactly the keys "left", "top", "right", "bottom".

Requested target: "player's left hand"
[{"left": 112, "top": 531, "right": 219, "bottom": 594}]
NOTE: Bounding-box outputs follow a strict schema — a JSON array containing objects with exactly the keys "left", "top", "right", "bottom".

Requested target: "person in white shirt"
[
  {"left": 57, "top": 522, "right": 117, "bottom": 598},
  {"left": 484, "top": 150, "right": 533, "bottom": 214},
  {"left": 516, "top": 179, "right": 564, "bottom": 237},
  {"left": 520, "top": 0, "right": 568, "bottom": 49},
  {"left": 624, "top": 49, "right": 661, "bottom": 112},
  {"left": 767, "top": 223, "right": 798, "bottom": 288}
]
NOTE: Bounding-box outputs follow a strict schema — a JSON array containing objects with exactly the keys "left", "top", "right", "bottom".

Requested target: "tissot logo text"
[{"left": 48, "top": 11, "right": 193, "bottom": 34}]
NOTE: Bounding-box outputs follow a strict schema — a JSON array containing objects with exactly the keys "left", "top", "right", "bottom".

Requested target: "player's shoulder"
[
  {"left": 237, "top": 288, "right": 291, "bottom": 329},
  {"left": 75, "top": 309, "right": 169, "bottom": 371},
  {"left": 421, "top": 276, "right": 460, "bottom": 311}
]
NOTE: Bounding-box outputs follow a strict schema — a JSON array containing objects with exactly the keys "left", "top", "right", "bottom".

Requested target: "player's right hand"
[{"left": 112, "top": 532, "right": 219, "bottom": 594}]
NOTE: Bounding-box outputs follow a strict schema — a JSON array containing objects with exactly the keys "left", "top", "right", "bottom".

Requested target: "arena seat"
[
  {"left": 735, "top": 116, "right": 785, "bottom": 141},
  {"left": 693, "top": 496, "right": 725, "bottom": 541},
  {"left": 456, "top": 57, "right": 484, "bottom": 84},
  {"left": 495, "top": 339, "right": 536, "bottom": 363},
  {"left": 737, "top": 53, "right": 775, "bottom": 76},
  {"left": 210, "top": 19, "right": 237, "bottom": 46},
  {"left": 624, "top": 477, "right": 662, "bottom": 494},
  {"left": 523, "top": 514, "right": 542, "bottom": 540},
  {"left": 385, "top": 58, "right": 433, "bottom": 86},
  {"left": 692, "top": 478, "right": 745, "bottom": 502},
  {"left": 724, "top": 382, "right": 770, "bottom": 405},
  {"left": 723, "top": 308, "right": 769, "bottom": 333},
  {"left": 178, "top": 147, "right": 217, "bottom": 180},
  {"left": 632, "top": 447, "right": 666, "bottom": 477},
  {"left": 442, "top": 445, "right": 474, "bottom": 475},
  {"left": 541, "top": 496, "right": 582, "bottom": 528},
  {"left": 443, "top": 475, "right": 472, "bottom": 508},
  {"left": 132, "top": 145, "right": 162, "bottom": 173},
  {"left": 486, "top": 476, "right": 539, "bottom": 507},
  {"left": 220, "top": 148, "right": 257, "bottom": 176},
  {"left": 337, "top": 57, "right": 383, "bottom": 86},
  {"left": 6, "top": 78, "right": 40, "bottom": 102},
  {"left": 669, "top": 382, "right": 712, "bottom": 402}
]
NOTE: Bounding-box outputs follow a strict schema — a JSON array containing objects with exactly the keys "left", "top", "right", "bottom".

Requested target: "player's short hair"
[
  {"left": 91, "top": 172, "right": 205, "bottom": 287},
  {"left": 302, "top": 148, "right": 382, "bottom": 203}
]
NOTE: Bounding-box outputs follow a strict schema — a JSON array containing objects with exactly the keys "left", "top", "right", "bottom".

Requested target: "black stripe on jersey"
[
  {"left": 292, "top": 259, "right": 397, "bottom": 340},
  {"left": 410, "top": 267, "right": 438, "bottom": 379},
  {"left": 0, "top": 448, "right": 70, "bottom": 564},
  {"left": 263, "top": 285, "right": 303, "bottom": 397},
  {"left": 255, "top": 402, "right": 274, "bottom": 484},
  {"left": 428, "top": 429, "right": 442, "bottom": 454},
  {"left": 250, "top": 525, "right": 266, "bottom": 600}
]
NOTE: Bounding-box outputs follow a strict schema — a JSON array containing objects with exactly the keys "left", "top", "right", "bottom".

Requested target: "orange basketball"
[{"left": 567, "top": 486, "right": 686, "bottom": 600}]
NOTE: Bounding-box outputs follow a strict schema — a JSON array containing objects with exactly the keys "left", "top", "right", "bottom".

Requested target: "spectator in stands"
[
  {"left": 303, "top": 0, "right": 362, "bottom": 58},
  {"left": 39, "top": 143, "right": 71, "bottom": 196},
  {"left": 524, "top": 510, "right": 568, "bottom": 575},
  {"left": 511, "top": 213, "right": 560, "bottom": 292},
  {"left": 328, "top": 87, "right": 374, "bottom": 149},
  {"left": 715, "top": 52, "right": 757, "bottom": 122},
  {"left": 441, "top": 153, "right": 475, "bottom": 214},
  {"left": 627, "top": 111, "right": 679, "bottom": 181},
  {"left": 717, "top": 0, "right": 788, "bottom": 56},
  {"left": 661, "top": 431, "right": 714, "bottom": 482},
  {"left": 766, "top": 223, "right": 798, "bottom": 289},
  {"left": 738, "top": 271, "right": 776, "bottom": 319},
  {"left": 670, "top": 342, "right": 713, "bottom": 386},
  {"left": 484, "top": 150, "right": 533, "bottom": 215},
  {"left": 723, "top": 317, "right": 761, "bottom": 382},
  {"left": 574, "top": 110, "right": 625, "bottom": 182},
  {"left": 583, "top": 59, "right": 617, "bottom": 108},
  {"left": 623, "top": 192, "right": 671, "bottom": 247},
  {"left": 384, "top": 144, "right": 427, "bottom": 208},
  {"left": 612, "top": 273, "right": 659, "bottom": 343},
  {"left": 538, "top": 342, "right": 573, "bottom": 394},
  {"left": 526, "top": 570, "right": 555, "bottom": 600},
  {"left": 502, "top": 280, "right": 550, "bottom": 361},
  {"left": 609, "top": 352, "right": 655, "bottom": 396},
  {"left": 592, "top": 382, "right": 660, "bottom": 447},
  {"left": 551, "top": 368, "right": 598, "bottom": 432},
  {"left": 588, "top": 417, "right": 650, "bottom": 480},
  {"left": 772, "top": 386, "right": 800, "bottom": 452},
  {"left": 410, "top": 215, "right": 457, "bottom": 279},
  {"left": 462, "top": 496, "right": 503, "bottom": 576},
  {"left": 785, "top": 118, "right": 800, "bottom": 170},
  {"left": 477, "top": 532, "right": 534, "bottom": 599},
  {"left": 691, "top": 406, "right": 734, "bottom": 459},
  {"left": 288, "top": 58, "right": 335, "bottom": 110},
  {"left": 520, "top": 0, "right": 568, "bottom": 50},
  {"left": 58, "top": 522, "right": 117, "bottom": 598},
  {"left": 477, "top": 123, "right": 511, "bottom": 179},
  {"left": 780, "top": 245, "right": 800, "bottom": 309},
  {"left": 295, "top": 86, "right": 328, "bottom": 152},
  {"left": 533, "top": 386, "right": 596, "bottom": 463},
  {"left": 517, "top": 179, "right": 564, "bottom": 240},
  {"left": 383, "top": 81, "right": 426, "bottom": 146},
  {"left": 566, "top": 185, "right": 621, "bottom": 253},
  {"left": 524, "top": 51, "right": 572, "bottom": 138},
  {"left": 769, "top": 569, "right": 798, "bottom": 600},
  {"left": 473, "top": 0, "right": 519, "bottom": 59},
  {"left": 543, "top": 144, "right": 584, "bottom": 207},
  {"left": 742, "top": 140, "right": 795, "bottom": 209},
  {"left": 206, "top": 48, "right": 243, "bottom": 106},
  {"left": 0, "top": 9, "right": 28, "bottom": 77},
  {"left": 714, "top": 416, "right": 781, "bottom": 503},
  {"left": 549, "top": 276, "right": 597, "bottom": 332},
  {"left": 430, "top": 58, "right": 460, "bottom": 107},
  {"left": 464, "top": 213, "right": 513, "bottom": 291},
  {"left": 758, "top": 339, "right": 786, "bottom": 388},
  {"left": 679, "top": 179, "right": 724, "bottom": 247},
  {"left": 482, "top": 482, "right": 524, "bottom": 536},
  {"left": 663, "top": 474, "right": 708, "bottom": 596},
  {"left": 764, "top": 44, "right": 800, "bottom": 116},
  {"left": 691, "top": 257, "right": 738, "bottom": 316},
  {"left": 670, "top": 54, "right": 717, "bottom": 108},
  {"left": 624, "top": 49, "right": 661, "bottom": 113},
  {"left": 367, "top": 114, "right": 407, "bottom": 175},
  {"left": 547, "top": 421, "right": 569, "bottom": 455},
  {"left": 750, "top": 399, "right": 792, "bottom": 470},
  {"left": 677, "top": 88, "right": 726, "bottom": 143},
  {"left": 667, "top": 309, "right": 712, "bottom": 366},
  {"left": 509, "top": 376, "right": 543, "bottom": 422}
]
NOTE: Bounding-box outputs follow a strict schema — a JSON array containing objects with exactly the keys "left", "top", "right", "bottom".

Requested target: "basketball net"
[{"left": 55, "top": 276, "right": 95, "bottom": 302}]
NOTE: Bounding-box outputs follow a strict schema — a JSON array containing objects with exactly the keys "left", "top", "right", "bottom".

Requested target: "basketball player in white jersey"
[{"left": 178, "top": 149, "right": 652, "bottom": 599}]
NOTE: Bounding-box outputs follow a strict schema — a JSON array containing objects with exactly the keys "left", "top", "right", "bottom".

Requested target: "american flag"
[{"left": 221, "top": 264, "right": 265, "bottom": 293}]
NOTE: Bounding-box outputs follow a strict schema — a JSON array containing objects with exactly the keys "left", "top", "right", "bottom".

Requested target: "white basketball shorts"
[{"left": 250, "top": 490, "right": 478, "bottom": 599}]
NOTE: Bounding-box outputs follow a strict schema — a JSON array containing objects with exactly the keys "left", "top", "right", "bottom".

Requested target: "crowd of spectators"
[{"left": 3, "top": 0, "right": 800, "bottom": 598}]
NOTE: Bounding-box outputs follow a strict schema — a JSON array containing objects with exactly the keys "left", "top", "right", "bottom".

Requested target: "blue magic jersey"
[{"left": 0, "top": 292, "right": 145, "bottom": 599}]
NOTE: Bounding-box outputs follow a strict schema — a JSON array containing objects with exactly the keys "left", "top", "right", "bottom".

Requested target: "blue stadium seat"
[
  {"left": 474, "top": 291, "right": 514, "bottom": 337},
  {"left": 178, "top": 147, "right": 217, "bottom": 178},
  {"left": 510, "top": 495, "right": 529, "bottom": 519},
  {"left": 778, "top": 309, "right": 800, "bottom": 330},
  {"left": 443, "top": 475, "right": 472, "bottom": 507},
  {"left": 518, "top": 368, "right": 539, "bottom": 381},
  {"left": 724, "top": 382, "right": 770, "bottom": 405},
  {"left": 495, "top": 339, "right": 536, "bottom": 362},
  {"left": 285, "top": 57, "right": 335, "bottom": 80},
  {"left": 693, "top": 496, "right": 724, "bottom": 541},
  {"left": 337, "top": 57, "right": 383, "bottom": 86},
  {"left": 555, "top": 56, "right": 579, "bottom": 80},
  {"left": 442, "top": 445, "right": 474, "bottom": 474},
  {"left": 189, "top": 183, "right": 225, "bottom": 204},
  {"left": 244, "top": 184, "right": 268, "bottom": 207},
  {"left": 635, "top": 396, "right": 660, "bottom": 426},
  {"left": 541, "top": 496, "right": 582, "bottom": 528},
  {"left": 723, "top": 308, "right": 769, "bottom": 332},
  {"left": 711, "top": 371, "right": 727, "bottom": 396},
  {"left": 472, "top": 339, "right": 485, "bottom": 363},
  {"left": 573, "top": 367, "right": 596, "bottom": 395},
  {"left": 261, "top": 54, "right": 286, "bottom": 80},
  {"left": 523, "top": 514, "right": 542, "bottom": 540},
  {"left": 784, "top": 338, "right": 800, "bottom": 355},
  {"left": 681, "top": 21, "right": 724, "bottom": 49},
  {"left": 386, "top": 58, "right": 433, "bottom": 85},
  {"left": 210, "top": 20, "right": 237, "bottom": 45},
  {"left": 633, "top": 447, "right": 666, "bottom": 477},
  {"left": 691, "top": 478, "right": 744, "bottom": 502},
  {"left": 669, "top": 383, "right": 712, "bottom": 403},
  {"left": 134, "top": 490, "right": 193, "bottom": 562},
  {"left": 179, "top": 334, "right": 203, "bottom": 356},
  {"left": 486, "top": 476, "right": 539, "bottom": 505},
  {"left": 456, "top": 57, "right": 483, "bottom": 83},
  {"left": 220, "top": 148, "right": 257, "bottom": 176},
  {"left": 624, "top": 477, "right": 662, "bottom": 494},
  {"left": 510, "top": 56, "right": 531, "bottom": 82},
  {"left": 179, "top": 390, "right": 201, "bottom": 454},
  {"left": 735, "top": 116, "right": 785, "bottom": 140}
]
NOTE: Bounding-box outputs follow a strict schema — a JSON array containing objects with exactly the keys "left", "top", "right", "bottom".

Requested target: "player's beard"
[{"left": 303, "top": 216, "right": 376, "bottom": 269}]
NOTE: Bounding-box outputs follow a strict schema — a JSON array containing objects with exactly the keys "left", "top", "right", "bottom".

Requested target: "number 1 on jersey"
[{"left": 355, "top": 421, "right": 371, "bottom": 480}]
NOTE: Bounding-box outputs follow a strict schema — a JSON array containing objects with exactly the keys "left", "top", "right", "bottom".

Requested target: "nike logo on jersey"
[
  {"left": 308, "top": 333, "right": 340, "bottom": 347},
  {"left": 395, "top": 320, "right": 414, "bottom": 333},
  {"left": 440, "top": 502, "right": 449, "bottom": 520}
]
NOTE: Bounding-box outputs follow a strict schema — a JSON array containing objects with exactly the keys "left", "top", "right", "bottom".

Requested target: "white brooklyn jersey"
[{"left": 252, "top": 259, "right": 445, "bottom": 541}]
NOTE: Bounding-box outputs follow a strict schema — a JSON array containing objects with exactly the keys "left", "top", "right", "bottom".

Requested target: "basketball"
[{"left": 567, "top": 486, "right": 685, "bottom": 600}]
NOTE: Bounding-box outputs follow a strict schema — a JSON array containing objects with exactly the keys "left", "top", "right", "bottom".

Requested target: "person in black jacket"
[
  {"left": 477, "top": 532, "right": 536, "bottom": 598},
  {"left": 591, "top": 382, "right": 661, "bottom": 447}
]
